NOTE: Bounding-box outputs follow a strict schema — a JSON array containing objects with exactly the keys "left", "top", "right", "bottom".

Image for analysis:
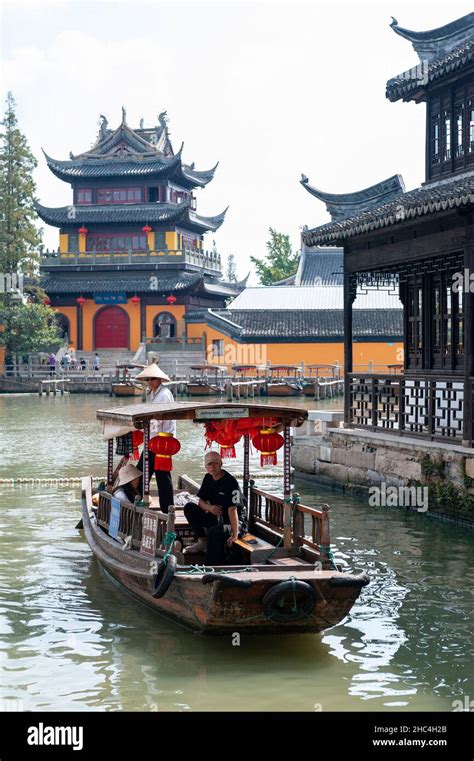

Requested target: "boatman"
[{"left": 135, "top": 363, "right": 175, "bottom": 512}]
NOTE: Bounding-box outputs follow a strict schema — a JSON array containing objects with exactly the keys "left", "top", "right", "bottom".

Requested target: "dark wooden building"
[
  {"left": 37, "top": 110, "right": 243, "bottom": 352},
  {"left": 303, "top": 13, "right": 474, "bottom": 446}
]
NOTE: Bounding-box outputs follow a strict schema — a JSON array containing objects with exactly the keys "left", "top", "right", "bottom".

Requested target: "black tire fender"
[
  {"left": 151, "top": 554, "right": 177, "bottom": 598},
  {"left": 262, "top": 579, "right": 317, "bottom": 622}
]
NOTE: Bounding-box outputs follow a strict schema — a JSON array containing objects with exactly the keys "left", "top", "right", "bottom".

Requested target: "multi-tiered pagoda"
[{"left": 37, "top": 109, "right": 243, "bottom": 352}]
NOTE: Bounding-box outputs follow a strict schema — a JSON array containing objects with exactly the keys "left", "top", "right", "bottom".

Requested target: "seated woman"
[
  {"left": 183, "top": 451, "right": 246, "bottom": 565},
  {"left": 113, "top": 463, "right": 142, "bottom": 503}
]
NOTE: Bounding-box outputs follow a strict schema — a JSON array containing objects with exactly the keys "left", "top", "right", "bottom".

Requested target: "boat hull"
[
  {"left": 266, "top": 383, "right": 301, "bottom": 397},
  {"left": 187, "top": 384, "right": 221, "bottom": 396},
  {"left": 303, "top": 383, "right": 316, "bottom": 397},
  {"left": 81, "top": 502, "right": 367, "bottom": 635},
  {"left": 111, "top": 383, "right": 143, "bottom": 397}
]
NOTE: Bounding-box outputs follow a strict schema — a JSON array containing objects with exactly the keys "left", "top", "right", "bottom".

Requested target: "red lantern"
[
  {"left": 149, "top": 432, "right": 181, "bottom": 472},
  {"left": 252, "top": 428, "right": 284, "bottom": 467},
  {"left": 131, "top": 430, "right": 143, "bottom": 460},
  {"left": 43, "top": 297, "right": 51, "bottom": 306},
  {"left": 214, "top": 432, "right": 241, "bottom": 459},
  {"left": 131, "top": 295, "right": 141, "bottom": 304},
  {"left": 142, "top": 225, "right": 152, "bottom": 234},
  {"left": 166, "top": 295, "right": 177, "bottom": 305},
  {"left": 78, "top": 226, "right": 88, "bottom": 235},
  {"left": 76, "top": 296, "right": 86, "bottom": 306}
]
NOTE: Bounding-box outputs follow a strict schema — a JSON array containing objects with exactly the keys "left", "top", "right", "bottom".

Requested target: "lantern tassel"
[
  {"left": 260, "top": 452, "right": 277, "bottom": 467},
  {"left": 220, "top": 445, "right": 236, "bottom": 459},
  {"left": 154, "top": 454, "right": 173, "bottom": 472}
]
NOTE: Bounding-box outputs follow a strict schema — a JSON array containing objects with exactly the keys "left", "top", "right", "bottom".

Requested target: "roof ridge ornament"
[
  {"left": 121, "top": 106, "right": 127, "bottom": 125},
  {"left": 300, "top": 174, "right": 405, "bottom": 221}
]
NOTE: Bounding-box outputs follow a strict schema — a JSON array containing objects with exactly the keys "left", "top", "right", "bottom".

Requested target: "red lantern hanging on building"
[
  {"left": 142, "top": 225, "right": 152, "bottom": 234},
  {"left": 43, "top": 297, "right": 51, "bottom": 306},
  {"left": 78, "top": 226, "right": 88, "bottom": 235},
  {"left": 130, "top": 295, "right": 141, "bottom": 304},
  {"left": 252, "top": 428, "right": 284, "bottom": 467},
  {"left": 149, "top": 432, "right": 181, "bottom": 471},
  {"left": 76, "top": 296, "right": 86, "bottom": 306},
  {"left": 166, "top": 294, "right": 177, "bottom": 305}
]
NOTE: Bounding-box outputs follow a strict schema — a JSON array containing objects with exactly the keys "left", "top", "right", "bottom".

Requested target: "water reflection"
[{"left": 0, "top": 394, "right": 473, "bottom": 711}]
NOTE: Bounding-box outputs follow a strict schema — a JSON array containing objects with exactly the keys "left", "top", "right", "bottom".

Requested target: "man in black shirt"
[{"left": 183, "top": 451, "right": 245, "bottom": 565}]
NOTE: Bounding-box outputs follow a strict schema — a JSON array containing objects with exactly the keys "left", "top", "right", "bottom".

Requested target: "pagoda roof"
[
  {"left": 386, "top": 14, "right": 474, "bottom": 102},
  {"left": 302, "top": 172, "right": 474, "bottom": 247},
  {"left": 41, "top": 270, "right": 244, "bottom": 298},
  {"left": 34, "top": 201, "right": 228, "bottom": 233},
  {"left": 300, "top": 174, "right": 405, "bottom": 221},
  {"left": 42, "top": 111, "right": 218, "bottom": 188}
]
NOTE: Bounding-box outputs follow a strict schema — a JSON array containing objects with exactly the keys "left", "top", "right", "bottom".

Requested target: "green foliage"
[
  {"left": 0, "top": 92, "right": 42, "bottom": 275},
  {"left": 420, "top": 453, "right": 445, "bottom": 478},
  {"left": 0, "top": 301, "right": 62, "bottom": 354},
  {"left": 250, "top": 228, "right": 299, "bottom": 285}
]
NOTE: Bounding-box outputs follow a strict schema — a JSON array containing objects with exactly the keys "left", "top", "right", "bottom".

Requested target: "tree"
[
  {"left": 1, "top": 301, "right": 62, "bottom": 355},
  {"left": 226, "top": 253, "right": 237, "bottom": 282},
  {"left": 0, "top": 92, "right": 42, "bottom": 275},
  {"left": 250, "top": 228, "right": 299, "bottom": 285}
]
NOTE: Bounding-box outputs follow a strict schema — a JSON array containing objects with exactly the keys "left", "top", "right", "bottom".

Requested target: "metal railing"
[{"left": 40, "top": 247, "right": 222, "bottom": 271}]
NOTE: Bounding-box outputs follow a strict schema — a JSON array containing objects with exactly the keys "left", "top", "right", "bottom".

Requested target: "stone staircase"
[
  {"left": 77, "top": 350, "right": 137, "bottom": 373},
  {"left": 148, "top": 349, "right": 206, "bottom": 379}
]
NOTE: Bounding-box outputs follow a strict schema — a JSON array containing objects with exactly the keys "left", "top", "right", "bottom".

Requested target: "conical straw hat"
[{"left": 135, "top": 362, "right": 170, "bottom": 382}]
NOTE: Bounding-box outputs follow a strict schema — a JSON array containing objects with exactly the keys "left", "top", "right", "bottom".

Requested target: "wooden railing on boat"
[
  {"left": 249, "top": 486, "right": 330, "bottom": 564},
  {"left": 97, "top": 493, "right": 170, "bottom": 552}
]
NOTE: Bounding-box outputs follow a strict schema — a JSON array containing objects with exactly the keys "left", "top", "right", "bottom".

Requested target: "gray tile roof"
[
  {"left": 228, "top": 285, "right": 402, "bottom": 310},
  {"left": 44, "top": 152, "right": 180, "bottom": 179},
  {"left": 208, "top": 308, "right": 402, "bottom": 341},
  {"left": 35, "top": 202, "right": 227, "bottom": 233},
  {"left": 297, "top": 248, "right": 343, "bottom": 286},
  {"left": 41, "top": 271, "right": 202, "bottom": 294},
  {"left": 303, "top": 173, "right": 474, "bottom": 247}
]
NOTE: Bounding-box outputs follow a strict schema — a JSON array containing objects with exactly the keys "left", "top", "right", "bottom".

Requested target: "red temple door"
[{"left": 95, "top": 306, "right": 129, "bottom": 349}]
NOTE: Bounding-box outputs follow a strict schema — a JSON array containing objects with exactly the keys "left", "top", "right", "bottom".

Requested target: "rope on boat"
[
  {"left": 162, "top": 531, "right": 177, "bottom": 563},
  {"left": 320, "top": 544, "right": 338, "bottom": 571}
]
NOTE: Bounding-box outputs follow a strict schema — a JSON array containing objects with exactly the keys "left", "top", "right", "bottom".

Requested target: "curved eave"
[
  {"left": 34, "top": 201, "right": 189, "bottom": 228},
  {"left": 187, "top": 206, "right": 228, "bottom": 232},
  {"left": 300, "top": 174, "right": 404, "bottom": 207},
  {"left": 302, "top": 179, "right": 474, "bottom": 247},
  {"left": 179, "top": 161, "right": 219, "bottom": 188},
  {"left": 390, "top": 13, "right": 474, "bottom": 45},
  {"left": 43, "top": 150, "right": 181, "bottom": 181}
]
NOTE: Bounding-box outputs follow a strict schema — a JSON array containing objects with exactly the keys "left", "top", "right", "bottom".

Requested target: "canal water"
[{"left": 0, "top": 394, "right": 473, "bottom": 712}]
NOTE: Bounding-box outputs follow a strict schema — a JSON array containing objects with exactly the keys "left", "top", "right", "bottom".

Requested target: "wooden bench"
[{"left": 234, "top": 533, "right": 275, "bottom": 564}]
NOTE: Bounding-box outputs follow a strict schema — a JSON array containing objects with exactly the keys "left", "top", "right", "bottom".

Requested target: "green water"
[{"left": 0, "top": 394, "right": 473, "bottom": 712}]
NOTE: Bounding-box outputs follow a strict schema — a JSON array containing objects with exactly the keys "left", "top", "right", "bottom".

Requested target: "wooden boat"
[
  {"left": 187, "top": 365, "right": 226, "bottom": 396},
  {"left": 111, "top": 364, "right": 145, "bottom": 397},
  {"left": 303, "top": 364, "right": 341, "bottom": 397},
  {"left": 79, "top": 401, "right": 369, "bottom": 634},
  {"left": 266, "top": 365, "right": 303, "bottom": 396}
]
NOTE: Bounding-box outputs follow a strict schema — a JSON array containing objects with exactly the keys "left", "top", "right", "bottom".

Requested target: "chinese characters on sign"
[{"left": 140, "top": 510, "right": 158, "bottom": 557}]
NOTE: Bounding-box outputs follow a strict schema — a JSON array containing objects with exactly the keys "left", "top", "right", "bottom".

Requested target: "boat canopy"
[
  {"left": 190, "top": 365, "right": 227, "bottom": 372},
  {"left": 97, "top": 401, "right": 307, "bottom": 439}
]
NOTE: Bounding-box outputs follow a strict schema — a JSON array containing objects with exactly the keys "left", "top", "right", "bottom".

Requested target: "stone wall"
[{"left": 292, "top": 411, "right": 474, "bottom": 527}]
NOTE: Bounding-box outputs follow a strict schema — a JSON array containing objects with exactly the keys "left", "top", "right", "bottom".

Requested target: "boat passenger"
[
  {"left": 134, "top": 363, "right": 175, "bottom": 513},
  {"left": 183, "top": 452, "right": 246, "bottom": 565},
  {"left": 112, "top": 463, "right": 143, "bottom": 503}
]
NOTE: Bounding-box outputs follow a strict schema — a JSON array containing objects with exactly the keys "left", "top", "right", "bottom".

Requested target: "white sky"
[{"left": 2, "top": 0, "right": 473, "bottom": 283}]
